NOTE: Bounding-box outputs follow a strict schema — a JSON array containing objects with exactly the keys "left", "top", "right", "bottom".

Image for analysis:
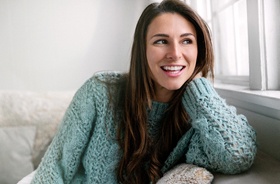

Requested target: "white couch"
[
  {"left": 0, "top": 91, "right": 74, "bottom": 184},
  {"left": 1, "top": 91, "right": 280, "bottom": 184}
]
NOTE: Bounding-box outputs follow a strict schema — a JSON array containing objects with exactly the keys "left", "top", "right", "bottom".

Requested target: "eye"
[
  {"left": 182, "top": 39, "right": 193, "bottom": 44},
  {"left": 153, "top": 39, "right": 168, "bottom": 45}
]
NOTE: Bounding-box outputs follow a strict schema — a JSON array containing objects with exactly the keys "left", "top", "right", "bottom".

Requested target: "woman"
[{"left": 30, "top": 0, "right": 257, "bottom": 183}]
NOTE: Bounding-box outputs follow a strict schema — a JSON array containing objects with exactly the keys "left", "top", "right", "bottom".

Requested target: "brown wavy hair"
[{"left": 117, "top": 0, "right": 214, "bottom": 183}]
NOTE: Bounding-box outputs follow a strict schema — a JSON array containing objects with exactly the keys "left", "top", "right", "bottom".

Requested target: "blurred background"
[{"left": 0, "top": 0, "right": 155, "bottom": 91}]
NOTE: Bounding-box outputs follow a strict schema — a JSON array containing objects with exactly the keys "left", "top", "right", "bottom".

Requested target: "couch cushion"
[
  {"left": 0, "top": 91, "right": 74, "bottom": 168},
  {"left": 0, "top": 126, "right": 36, "bottom": 184}
]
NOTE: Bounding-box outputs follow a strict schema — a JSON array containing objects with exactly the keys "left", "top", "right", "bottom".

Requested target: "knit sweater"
[{"left": 31, "top": 71, "right": 257, "bottom": 184}]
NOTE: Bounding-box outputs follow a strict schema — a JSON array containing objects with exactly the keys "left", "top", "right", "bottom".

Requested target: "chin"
[{"left": 165, "top": 84, "right": 185, "bottom": 91}]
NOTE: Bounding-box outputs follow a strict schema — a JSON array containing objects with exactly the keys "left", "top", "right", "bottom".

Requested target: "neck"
[{"left": 154, "top": 89, "right": 173, "bottom": 103}]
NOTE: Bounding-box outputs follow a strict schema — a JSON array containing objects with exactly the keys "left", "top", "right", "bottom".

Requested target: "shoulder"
[
  {"left": 77, "top": 71, "right": 127, "bottom": 93},
  {"left": 80, "top": 71, "right": 127, "bottom": 102},
  {"left": 93, "top": 70, "right": 127, "bottom": 83},
  {"left": 73, "top": 71, "right": 127, "bottom": 102},
  {"left": 92, "top": 71, "right": 127, "bottom": 98},
  {"left": 69, "top": 71, "right": 127, "bottom": 116}
]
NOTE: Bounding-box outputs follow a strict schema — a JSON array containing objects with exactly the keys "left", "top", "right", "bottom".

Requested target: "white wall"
[{"left": 0, "top": 0, "right": 147, "bottom": 91}]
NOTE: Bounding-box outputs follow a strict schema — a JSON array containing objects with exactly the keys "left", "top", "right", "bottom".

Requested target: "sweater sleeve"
[
  {"left": 182, "top": 78, "right": 257, "bottom": 174},
  {"left": 31, "top": 78, "right": 97, "bottom": 184}
]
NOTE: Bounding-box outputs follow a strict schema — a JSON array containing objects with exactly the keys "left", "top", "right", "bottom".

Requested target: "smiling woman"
[
  {"left": 146, "top": 13, "right": 198, "bottom": 102},
  {"left": 25, "top": 0, "right": 257, "bottom": 184}
]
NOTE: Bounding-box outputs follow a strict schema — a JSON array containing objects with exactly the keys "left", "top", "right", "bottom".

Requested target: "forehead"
[{"left": 147, "top": 13, "right": 196, "bottom": 37}]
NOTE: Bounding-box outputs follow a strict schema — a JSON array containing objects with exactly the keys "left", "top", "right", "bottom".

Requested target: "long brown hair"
[{"left": 117, "top": 0, "right": 214, "bottom": 183}]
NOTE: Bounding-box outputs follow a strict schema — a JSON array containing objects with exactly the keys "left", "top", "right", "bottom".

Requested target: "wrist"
[{"left": 182, "top": 78, "right": 218, "bottom": 116}]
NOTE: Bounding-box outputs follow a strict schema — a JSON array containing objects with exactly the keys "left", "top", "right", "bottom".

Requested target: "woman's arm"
[
  {"left": 31, "top": 78, "right": 97, "bottom": 184},
  {"left": 182, "top": 78, "right": 257, "bottom": 174}
]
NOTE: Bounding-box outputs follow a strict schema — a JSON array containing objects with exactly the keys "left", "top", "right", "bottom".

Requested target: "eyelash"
[
  {"left": 183, "top": 39, "right": 192, "bottom": 44},
  {"left": 154, "top": 39, "right": 168, "bottom": 44},
  {"left": 153, "top": 39, "right": 192, "bottom": 45}
]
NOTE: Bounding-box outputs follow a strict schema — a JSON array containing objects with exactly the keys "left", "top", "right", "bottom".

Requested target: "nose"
[{"left": 166, "top": 42, "right": 182, "bottom": 60}]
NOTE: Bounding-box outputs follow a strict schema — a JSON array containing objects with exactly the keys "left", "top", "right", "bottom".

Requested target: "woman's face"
[{"left": 146, "top": 13, "right": 198, "bottom": 102}]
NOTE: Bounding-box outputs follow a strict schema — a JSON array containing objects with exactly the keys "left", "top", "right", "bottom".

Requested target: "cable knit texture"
[
  {"left": 31, "top": 71, "right": 257, "bottom": 184},
  {"left": 157, "top": 164, "right": 213, "bottom": 184}
]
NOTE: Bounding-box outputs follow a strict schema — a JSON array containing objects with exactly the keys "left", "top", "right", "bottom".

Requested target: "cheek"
[
  {"left": 146, "top": 51, "right": 156, "bottom": 79},
  {"left": 146, "top": 56, "right": 154, "bottom": 73},
  {"left": 189, "top": 49, "right": 198, "bottom": 66},
  {"left": 183, "top": 50, "right": 197, "bottom": 67},
  {"left": 146, "top": 47, "right": 152, "bottom": 64},
  {"left": 146, "top": 48, "right": 160, "bottom": 70}
]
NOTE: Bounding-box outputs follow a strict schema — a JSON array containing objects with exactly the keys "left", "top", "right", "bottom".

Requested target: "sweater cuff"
[{"left": 182, "top": 78, "right": 219, "bottom": 116}]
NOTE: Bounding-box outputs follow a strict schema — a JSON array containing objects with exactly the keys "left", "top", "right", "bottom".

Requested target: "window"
[
  {"left": 186, "top": 0, "right": 280, "bottom": 161},
  {"left": 187, "top": 0, "right": 280, "bottom": 90}
]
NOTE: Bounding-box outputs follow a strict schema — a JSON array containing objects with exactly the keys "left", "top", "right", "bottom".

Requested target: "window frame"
[
  {"left": 187, "top": 0, "right": 280, "bottom": 91},
  {"left": 185, "top": 0, "right": 280, "bottom": 161}
]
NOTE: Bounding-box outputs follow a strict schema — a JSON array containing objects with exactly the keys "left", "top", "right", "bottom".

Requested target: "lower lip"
[{"left": 163, "top": 68, "right": 184, "bottom": 77}]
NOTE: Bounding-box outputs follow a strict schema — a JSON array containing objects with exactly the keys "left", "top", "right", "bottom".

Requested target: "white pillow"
[
  {"left": 157, "top": 164, "right": 214, "bottom": 184},
  {"left": 17, "top": 171, "right": 36, "bottom": 184},
  {"left": 0, "top": 91, "right": 74, "bottom": 169},
  {"left": 0, "top": 126, "right": 36, "bottom": 184}
]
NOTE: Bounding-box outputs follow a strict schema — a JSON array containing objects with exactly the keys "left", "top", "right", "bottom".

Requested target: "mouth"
[{"left": 161, "top": 65, "right": 185, "bottom": 74}]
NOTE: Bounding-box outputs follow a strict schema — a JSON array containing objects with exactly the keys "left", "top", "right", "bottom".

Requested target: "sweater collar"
[{"left": 147, "top": 101, "right": 169, "bottom": 122}]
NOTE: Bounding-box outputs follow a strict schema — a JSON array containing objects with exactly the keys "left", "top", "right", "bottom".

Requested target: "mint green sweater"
[{"left": 31, "top": 71, "right": 257, "bottom": 183}]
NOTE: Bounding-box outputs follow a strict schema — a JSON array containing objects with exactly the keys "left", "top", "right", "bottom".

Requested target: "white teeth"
[{"left": 162, "top": 66, "right": 183, "bottom": 71}]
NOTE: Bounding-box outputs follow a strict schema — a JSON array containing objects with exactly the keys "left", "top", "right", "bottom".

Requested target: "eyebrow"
[{"left": 151, "top": 33, "right": 195, "bottom": 39}]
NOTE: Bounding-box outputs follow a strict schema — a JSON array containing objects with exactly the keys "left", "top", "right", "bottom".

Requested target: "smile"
[
  {"left": 160, "top": 65, "right": 185, "bottom": 77},
  {"left": 161, "top": 65, "right": 185, "bottom": 72}
]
